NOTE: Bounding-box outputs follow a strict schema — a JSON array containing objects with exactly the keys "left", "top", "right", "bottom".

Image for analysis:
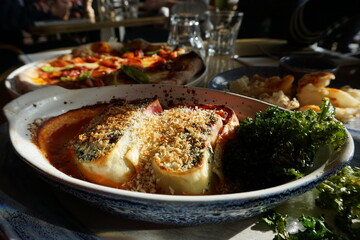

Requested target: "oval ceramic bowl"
[{"left": 3, "top": 84, "right": 354, "bottom": 225}]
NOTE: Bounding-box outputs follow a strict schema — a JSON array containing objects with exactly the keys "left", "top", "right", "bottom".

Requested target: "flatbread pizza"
[{"left": 15, "top": 39, "right": 206, "bottom": 94}]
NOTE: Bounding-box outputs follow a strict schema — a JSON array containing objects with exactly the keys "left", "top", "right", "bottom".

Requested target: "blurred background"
[{"left": 1, "top": 0, "right": 359, "bottom": 75}]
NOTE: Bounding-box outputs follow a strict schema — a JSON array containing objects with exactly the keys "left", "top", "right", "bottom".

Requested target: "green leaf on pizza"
[
  {"left": 122, "top": 65, "right": 149, "bottom": 84},
  {"left": 79, "top": 71, "right": 92, "bottom": 81}
]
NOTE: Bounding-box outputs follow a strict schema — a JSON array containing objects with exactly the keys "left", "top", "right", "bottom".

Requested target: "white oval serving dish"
[{"left": 3, "top": 84, "right": 354, "bottom": 225}]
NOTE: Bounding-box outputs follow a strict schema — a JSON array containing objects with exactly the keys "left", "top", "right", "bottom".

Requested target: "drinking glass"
[
  {"left": 167, "top": 13, "right": 205, "bottom": 57},
  {"left": 204, "top": 10, "right": 243, "bottom": 55},
  {"left": 124, "top": 0, "right": 139, "bottom": 19}
]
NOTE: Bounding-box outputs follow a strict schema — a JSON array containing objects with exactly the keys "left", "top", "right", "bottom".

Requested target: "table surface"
[{"left": 1, "top": 38, "right": 360, "bottom": 239}]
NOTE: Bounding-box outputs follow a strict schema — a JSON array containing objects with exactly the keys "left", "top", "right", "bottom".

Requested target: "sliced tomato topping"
[
  {"left": 122, "top": 52, "right": 135, "bottom": 58},
  {"left": 100, "top": 59, "right": 118, "bottom": 68},
  {"left": 86, "top": 56, "right": 100, "bottom": 63},
  {"left": 50, "top": 59, "right": 70, "bottom": 67},
  {"left": 72, "top": 57, "right": 85, "bottom": 63},
  {"left": 48, "top": 71, "right": 62, "bottom": 79},
  {"left": 126, "top": 57, "right": 142, "bottom": 66},
  {"left": 38, "top": 71, "right": 50, "bottom": 80},
  {"left": 91, "top": 69, "right": 106, "bottom": 78}
]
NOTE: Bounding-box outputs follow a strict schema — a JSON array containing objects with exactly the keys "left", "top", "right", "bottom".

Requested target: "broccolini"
[{"left": 223, "top": 98, "right": 348, "bottom": 191}]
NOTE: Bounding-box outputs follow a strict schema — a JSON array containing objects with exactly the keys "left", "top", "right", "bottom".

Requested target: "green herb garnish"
[
  {"left": 263, "top": 212, "right": 289, "bottom": 239},
  {"left": 223, "top": 98, "right": 348, "bottom": 191},
  {"left": 122, "top": 65, "right": 149, "bottom": 84},
  {"left": 41, "top": 65, "right": 55, "bottom": 73},
  {"left": 79, "top": 71, "right": 92, "bottom": 81},
  {"left": 316, "top": 165, "right": 360, "bottom": 239},
  {"left": 263, "top": 212, "right": 345, "bottom": 240}
]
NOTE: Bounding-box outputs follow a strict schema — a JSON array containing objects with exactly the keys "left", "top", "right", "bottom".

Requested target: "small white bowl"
[{"left": 2, "top": 84, "right": 354, "bottom": 225}]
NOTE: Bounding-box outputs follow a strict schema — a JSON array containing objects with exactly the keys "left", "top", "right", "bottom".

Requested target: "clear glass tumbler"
[
  {"left": 167, "top": 13, "right": 205, "bottom": 57},
  {"left": 204, "top": 11, "right": 244, "bottom": 55}
]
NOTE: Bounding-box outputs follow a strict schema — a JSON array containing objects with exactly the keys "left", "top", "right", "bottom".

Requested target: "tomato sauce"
[{"left": 43, "top": 118, "right": 92, "bottom": 180}]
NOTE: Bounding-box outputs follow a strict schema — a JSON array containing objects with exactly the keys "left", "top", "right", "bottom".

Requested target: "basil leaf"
[{"left": 122, "top": 65, "right": 149, "bottom": 84}]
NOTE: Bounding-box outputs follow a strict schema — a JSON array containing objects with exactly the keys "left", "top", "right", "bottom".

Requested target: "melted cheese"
[
  {"left": 68, "top": 102, "right": 237, "bottom": 195},
  {"left": 70, "top": 99, "right": 161, "bottom": 188},
  {"left": 119, "top": 106, "right": 224, "bottom": 194}
]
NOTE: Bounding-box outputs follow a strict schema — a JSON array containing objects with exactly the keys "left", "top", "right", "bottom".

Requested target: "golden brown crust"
[{"left": 35, "top": 100, "right": 239, "bottom": 195}]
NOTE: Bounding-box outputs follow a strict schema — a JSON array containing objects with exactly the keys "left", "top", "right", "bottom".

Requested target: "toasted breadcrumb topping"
[
  {"left": 142, "top": 107, "right": 220, "bottom": 171},
  {"left": 72, "top": 102, "right": 222, "bottom": 193},
  {"left": 126, "top": 106, "right": 221, "bottom": 193},
  {"left": 73, "top": 100, "right": 150, "bottom": 161}
]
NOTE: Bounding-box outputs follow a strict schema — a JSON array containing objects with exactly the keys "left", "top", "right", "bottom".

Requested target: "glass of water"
[
  {"left": 167, "top": 13, "right": 205, "bottom": 58},
  {"left": 204, "top": 10, "right": 243, "bottom": 55}
]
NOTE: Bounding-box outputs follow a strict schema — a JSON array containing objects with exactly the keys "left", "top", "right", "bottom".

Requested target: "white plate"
[{"left": 3, "top": 84, "right": 354, "bottom": 226}]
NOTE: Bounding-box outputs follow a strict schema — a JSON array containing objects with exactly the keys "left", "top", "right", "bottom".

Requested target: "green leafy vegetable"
[
  {"left": 145, "top": 49, "right": 161, "bottom": 55},
  {"left": 262, "top": 212, "right": 345, "bottom": 240},
  {"left": 262, "top": 212, "right": 289, "bottom": 239},
  {"left": 60, "top": 76, "right": 72, "bottom": 82},
  {"left": 223, "top": 98, "right": 348, "bottom": 191},
  {"left": 316, "top": 165, "right": 360, "bottom": 239},
  {"left": 41, "top": 65, "right": 55, "bottom": 73},
  {"left": 122, "top": 65, "right": 149, "bottom": 84},
  {"left": 79, "top": 71, "right": 92, "bottom": 81}
]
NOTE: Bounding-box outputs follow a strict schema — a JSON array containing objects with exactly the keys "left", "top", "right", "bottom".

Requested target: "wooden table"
[{"left": 27, "top": 16, "right": 168, "bottom": 35}]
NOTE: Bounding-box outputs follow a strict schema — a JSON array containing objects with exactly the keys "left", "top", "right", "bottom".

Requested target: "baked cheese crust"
[{"left": 64, "top": 100, "right": 239, "bottom": 195}]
